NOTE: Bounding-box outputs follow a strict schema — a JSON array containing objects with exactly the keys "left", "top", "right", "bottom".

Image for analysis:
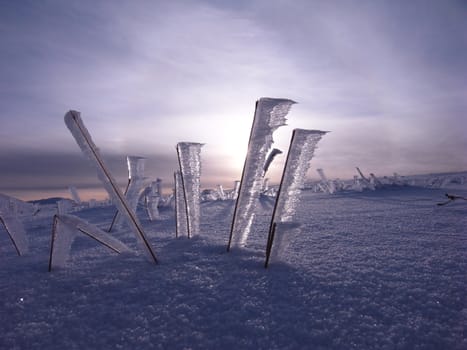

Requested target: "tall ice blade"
[
  {"left": 265, "top": 128, "right": 327, "bottom": 267},
  {"left": 176, "top": 142, "right": 203, "bottom": 237},
  {"left": 228, "top": 97, "right": 296, "bottom": 250}
]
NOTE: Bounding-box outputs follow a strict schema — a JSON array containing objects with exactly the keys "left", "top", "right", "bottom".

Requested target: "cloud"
[{"left": 0, "top": 0, "right": 466, "bottom": 199}]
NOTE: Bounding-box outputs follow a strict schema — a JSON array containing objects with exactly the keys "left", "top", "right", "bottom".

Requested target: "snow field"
[{"left": 0, "top": 184, "right": 466, "bottom": 349}]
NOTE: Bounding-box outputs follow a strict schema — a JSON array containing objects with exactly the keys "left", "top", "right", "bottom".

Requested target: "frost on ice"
[
  {"left": 109, "top": 156, "right": 148, "bottom": 232},
  {"left": 176, "top": 142, "right": 203, "bottom": 237},
  {"left": 49, "top": 213, "right": 130, "bottom": 271},
  {"left": 64, "top": 110, "right": 158, "bottom": 263},
  {"left": 174, "top": 171, "right": 189, "bottom": 238},
  {"left": 265, "top": 129, "right": 327, "bottom": 267},
  {"left": 228, "top": 98, "right": 296, "bottom": 250},
  {"left": 0, "top": 193, "right": 33, "bottom": 256}
]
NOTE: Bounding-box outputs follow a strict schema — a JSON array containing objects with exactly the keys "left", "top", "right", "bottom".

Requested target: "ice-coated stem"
[
  {"left": 265, "top": 128, "right": 327, "bottom": 268},
  {"left": 228, "top": 98, "right": 296, "bottom": 251},
  {"left": 48, "top": 214, "right": 130, "bottom": 271},
  {"left": 109, "top": 156, "right": 147, "bottom": 232},
  {"left": 174, "top": 171, "right": 189, "bottom": 238},
  {"left": 176, "top": 142, "right": 203, "bottom": 237},
  {"left": 64, "top": 110, "right": 158, "bottom": 264}
]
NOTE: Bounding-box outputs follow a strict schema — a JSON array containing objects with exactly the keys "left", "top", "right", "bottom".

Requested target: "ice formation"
[
  {"left": 217, "top": 185, "right": 226, "bottom": 200},
  {"left": 174, "top": 171, "right": 188, "bottom": 238},
  {"left": 0, "top": 194, "right": 31, "bottom": 256},
  {"left": 228, "top": 98, "right": 296, "bottom": 250},
  {"left": 49, "top": 214, "right": 130, "bottom": 271},
  {"left": 68, "top": 186, "right": 82, "bottom": 204},
  {"left": 265, "top": 129, "right": 327, "bottom": 267},
  {"left": 232, "top": 181, "right": 240, "bottom": 200},
  {"left": 176, "top": 142, "right": 203, "bottom": 237},
  {"left": 317, "top": 168, "right": 336, "bottom": 194},
  {"left": 109, "top": 156, "right": 147, "bottom": 231},
  {"left": 263, "top": 148, "right": 283, "bottom": 176},
  {"left": 64, "top": 110, "right": 158, "bottom": 263},
  {"left": 356, "top": 167, "right": 375, "bottom": 190},
  {"left": 144, "top": 180, "right": 162, "bottom": 221}
]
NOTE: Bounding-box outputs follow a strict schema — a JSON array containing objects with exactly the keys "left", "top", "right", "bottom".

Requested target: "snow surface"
[{"left": 0, "top": 176, "right": 466, "bottom": 349}]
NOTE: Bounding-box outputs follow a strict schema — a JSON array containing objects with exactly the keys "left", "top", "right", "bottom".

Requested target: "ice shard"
[
  {"left": 64, "top": 110, "right": 158, "bottom": 263},
  {"left": 356, "top": 167, "right": 375, "bottom": 190},
  {"left": 217, "top": 184, "right": 226, "bottom": 200},
  {"left": 176, "top": 142, "right": 203, "bottom": 237},
  {"left": 265, "top": 129, "right": 327, "bottom": 267},
  {"left": 0, "top": 194, "right": 31, "bottom": 256},
  {"left": 232, "top": 181, "right": 240, "bottom": 200},
  {"left": 370, "top": 173, "right": 383, "bottom": 188},
  {"left": 0, "top": 215, "right": 29, "bottom": 256},
  {"left": 144, "top": 181, "right": 161, "bottom": 221},
  {"left": 263, "top": 148, "right": 283, "bottom": 176},
  {"left": 317, "top": 168, "right": 336, "bottom": 194},
  {"left": 174, "top": 171, "right": 189, "bottom": 238},
  {"left": 228, "top": 98, "right": 296, "bottom": 251},
  {"left": 68, "top": 186, "right": 82, "bottom": 204},
  {"left": 49, "top": 214, "right": 130, "bottom": 271},
  {"left": 109, "top": 156, "right": 147, "bottom": 232}
]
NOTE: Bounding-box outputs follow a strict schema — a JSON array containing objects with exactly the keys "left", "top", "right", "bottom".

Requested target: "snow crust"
[
  {"left": 0, "top": 174, "right": 467, "bottom": 350},
  {"left": 0, "top": 178, "right": 465, "bottom": 349}
]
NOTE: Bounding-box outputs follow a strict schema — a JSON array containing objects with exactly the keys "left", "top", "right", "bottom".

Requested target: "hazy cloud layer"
[{"left": 1, "top": 0, "right": 466, "bottom": 199}]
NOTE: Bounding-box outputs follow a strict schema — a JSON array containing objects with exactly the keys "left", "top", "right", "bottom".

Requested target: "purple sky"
[{"left": 1, "top": 0, "right": 466, "bottom": 200}]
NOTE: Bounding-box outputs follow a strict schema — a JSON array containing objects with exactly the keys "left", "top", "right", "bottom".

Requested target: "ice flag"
[
  {"left": 265, "top": 129, "right": 327, "bottom": 267},
  {"left": 0, "top": 194, "right": 31, "bottom": 256},
  {"left": 228, "top": 97, "right": 296, "bottom": 251},
  {"left": 176, "top": 142, "right": 203, "bottom": 237},
  {"left": 174, "top": 171, "right": 188, "bottom": 237},
  {"left": 49, "top": 214, "right": 130, "bottom": 271},
  {"left": 64, "top": 111, "right": 158, "bottom": 263},
  {"left": 109, "top": 156, "right": 147, "bottom": 232}
]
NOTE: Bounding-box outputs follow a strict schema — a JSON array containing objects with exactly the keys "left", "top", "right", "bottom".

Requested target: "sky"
[{"left": 1, "top": 0, "right": 466, "bottom": 200}]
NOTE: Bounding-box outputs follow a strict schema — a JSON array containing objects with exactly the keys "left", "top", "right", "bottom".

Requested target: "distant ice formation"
[
  {"left": 109, "top": 156, "right": 148, "bottom": 232},
  {"left": 68, "top": 186, "right": 82, "bottom": 204},
  {"left": 176, "top": 142, "right": 203, "bottom": 237},
  {"left": 265, "top": 129, "right": 327, "bottom": 267},
  {"left": 228, "top": 97, "right": 296, "bottom": 251},
  {"left": 317, "top": 168, "right": 336, "bottom": 194},
  {"left": 64, "top": 110, "right": 157, "bottom": 263},
  {"left": 144, "top": 179, "right": 162, "bottom": 221}
]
